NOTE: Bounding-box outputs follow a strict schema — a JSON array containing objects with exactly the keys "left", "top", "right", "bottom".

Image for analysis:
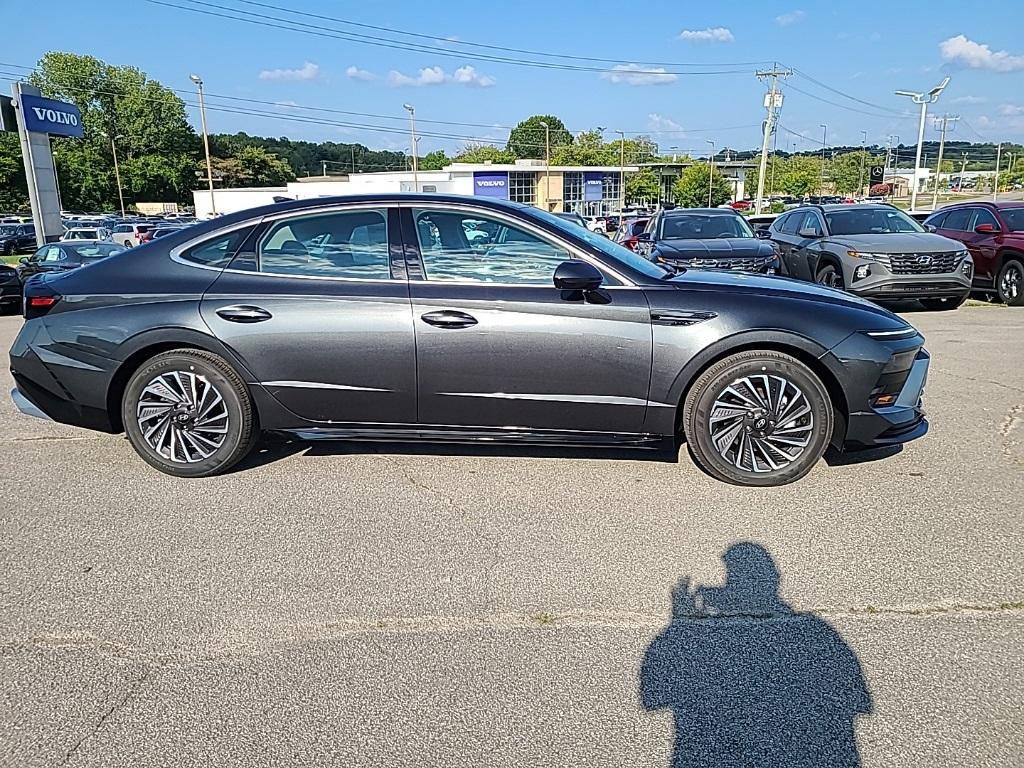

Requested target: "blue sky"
[{"left": 3, "top": 0, "right": 1024, "bottom": 157}]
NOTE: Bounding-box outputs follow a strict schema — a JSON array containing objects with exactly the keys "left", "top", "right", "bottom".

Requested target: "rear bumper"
[
  {"left": 11, "top": 386, "right": 52, "bottom": 421},
  {"left": 843, "top": 349, "right": 930, "bottom": 449}
]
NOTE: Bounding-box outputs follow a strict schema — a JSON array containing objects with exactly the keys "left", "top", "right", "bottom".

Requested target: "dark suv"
[
  {"left": 0, "top": 223, "right": 36, "bottom": 255},
  {"left": 638, "top": 208, "right": 780, "bottom": 273},
  {"left": 924, "top": 201, "right": 1024, "bottom": 306},
  {"left": 769, "top": 204, "right": 972, "bottom": 310}
]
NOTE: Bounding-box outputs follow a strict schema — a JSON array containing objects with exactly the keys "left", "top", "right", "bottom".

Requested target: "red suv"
[{"left": 925, "top": 202, "right": 1024, "bottom": 305}]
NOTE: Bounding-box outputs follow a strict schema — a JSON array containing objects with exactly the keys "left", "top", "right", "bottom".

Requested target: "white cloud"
[
  {"left": 999, "top": 104, "right": 1024, "bottom": 116},
  {"left": 949, "top": 95, "right": 986, "bottom": 105},
  {"left": 345, "top": 65, "right": 377, "bottom": 82},
  {"left": 386, "top": 65, "right": 495, "bottom": 88},
  {"left": 775, "top": 10, "right": 806, "bottom": 26},
  {"left": 939, "top": 35, "right": 1024, "bottom": 72},
  {"left": 647, "top": 113, "right": 685, "bottom": 135},
  {"left": 678, "top": 27, "right": 734, "bottom": 43},
  {"left": 601, "top": 64, "right": 677, "bottom": 86},
  {"left": 452, "top": 65, "right": 496, "bottom": 87},
  {"left": 258, "top": 61, "right": 320, "bottom": 81}
]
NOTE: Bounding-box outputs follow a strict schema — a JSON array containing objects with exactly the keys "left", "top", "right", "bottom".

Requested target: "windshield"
[
  {"left": 1001, "top": 208, "right": 1024, "bottom": 232},
  {"left": 825, "top": 208, "right": 924, "bottom": 235},
  {"left": 660, "top": 214, "right": 754, "bottom": 240},
  {"left": 530, "top": 207, "right": 672, "bottom": 280},
  {"left": 75, "top": 244, "right": 125, "bottom": 258},
  {"left": 66, "top": 230, "right": 97, "bottom": 239}
]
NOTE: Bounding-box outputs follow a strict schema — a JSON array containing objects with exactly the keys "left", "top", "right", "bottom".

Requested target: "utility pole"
[
  {"left": 616, "top": 130, "right": 625, "bottom": 228},
  {"left": 754, "top": 64, "right": 791, "bottom": 214},
  {"left": 190, "top": 74, "right": 216, "bottom": 217},
  {"left": 322, "top": 160, "right": 327, "bottom": 177},
  {"left": 959, "top": 152, "right": 968, "bottom": 193},
  {"left": 931, "top": 114, "right": 959, "bottom": 211},
  {"left": 539, "top": 121, "right": 551, "bottom": 210},
  {"left": 993, "top": 142, "right": 1002, "bottom": 201},
  {"left": 403, "top": 103, "right": 418, "bottom": 192},
  {"left": 706, "top": 140, "right": 715, "bottom": 206},
  {"left": 858, "top": 130, "right": 867, "bottom": 197},
  {"left": 819, "top": 124, "right": 827, "bottom": 197}
]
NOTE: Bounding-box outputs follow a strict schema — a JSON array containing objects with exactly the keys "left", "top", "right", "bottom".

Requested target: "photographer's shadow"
[{"left": 640, "top": 543, "right": 872, "bottom": 767}]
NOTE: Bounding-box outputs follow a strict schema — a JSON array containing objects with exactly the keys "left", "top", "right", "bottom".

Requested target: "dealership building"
[{"left": 193, "top": 160, "right": 641, "bottom": 219}]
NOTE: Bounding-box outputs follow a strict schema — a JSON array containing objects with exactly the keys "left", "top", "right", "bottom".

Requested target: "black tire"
[
  {"left": 996, "top": 259, "right": 1024, "bottom": 306},
  {"left": 3, "top": 242, "right": 13, "bottom": 257},
  {"left": 122, "top": 349, "right": 257, "bottom": 478},
  {"left": 683, "top": 350, "right": 834, "bottom": 487},
  {"left": 815, "top": 263, "right": 844, "bottom": 290},
  {"left": 919, "top": 294, "right": 968, "bottom": 311}
]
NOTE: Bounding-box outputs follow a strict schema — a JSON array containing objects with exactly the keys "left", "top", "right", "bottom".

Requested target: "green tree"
[
  {"left": 28, "top": 51, "right": 199, "bottom": 209},
  {"left": 506, "top": 115, "right": 571, "bottom": 160},
  {"left": 672, "top": 164, "right": 732, "bottom": 207},
  {"left": 625, "top": 168, "right": 661, "bottom": 204},
  {"left": 0, "top": 134, "right": 29, "bottom": 211},
  {"left": 234, "top": 146, "right": 295, "bottom": 186},
  {"left": 551, "top": 129, "right": 614, "bottom": 166},
  {"left": 452, "top": 143, "right": 515, "bottom": 164},
  {"left": 419, "top": 149, "right": 449, "bottom": 171}
]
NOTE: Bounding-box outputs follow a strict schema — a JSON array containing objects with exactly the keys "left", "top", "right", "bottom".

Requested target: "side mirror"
[
  {"left": 975, "top": 222, "right": 998, "bottom": 234},
  {"left": 18, "top": 256, "right": 29, "bottom": 265},
  {"left": 553, "top": 260, "right": 603, "bottom": 291},
  {"left": 798, "top": 227, "right": 821, "bottom": 239},
  {"left": 754, "top": 229, "right": 772, "bottom": 239},
  {"left": 924, "top": 223, "right": 937, "bottom": 233}
]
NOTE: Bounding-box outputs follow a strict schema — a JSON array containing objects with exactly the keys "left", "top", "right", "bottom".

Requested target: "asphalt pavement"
[{"left": 1, "top": 304, "right": 1021, "bottom": 766}]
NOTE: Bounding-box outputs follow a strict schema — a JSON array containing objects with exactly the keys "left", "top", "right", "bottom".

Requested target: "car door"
[
  {"left": 199, "top": 205, "right": 417, "bottom": 425},
  {"left": 402, "top": 204, "right": 653, "bottom": 435},
  {"left": 966, "top": 207, "right": 1001, "bottom": 285},
  {"left": 769, "top": 212, "right": 799, "bottom": 275},
  {"left": 786, "top": 211, "right": 825, "bottom": 281}
]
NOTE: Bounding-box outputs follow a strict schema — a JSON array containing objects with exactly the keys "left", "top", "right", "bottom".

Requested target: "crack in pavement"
[
  {"left": 999, "top": 404, "right": 1023, "bottom": 461},
  {"left": 932, "top": 367, "right": 1024, "bottom": 396},
  {"left": 56, "top": 667, "right": 152, "bottom": 767}
]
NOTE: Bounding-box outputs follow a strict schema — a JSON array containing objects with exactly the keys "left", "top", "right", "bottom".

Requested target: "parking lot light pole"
[
  {"left": 895, "top": 76, "right": 950, "bottom": 211},
  {"left": 858, "top": 130, "right": 867, "bottom": 198},
  {"left": 190, "top": 74, "right": 216, "bottom": 217},
  {"left": 819, "top": 125, "right": 827, "bottom": 197},
  {"left": 706, "top": 140, "right": 715, "bottom": 207},
  {"left": 403, "top": 104, "right": 418, "bottom": 192},
  {"left": 616, "top": 130, "right": 625, "bottom": 228},
  {"left": 111, "top": 135, "right": 125, "bottom": 218},
  {"left": 539, "top": 121, "right": 551, "bottom": 210},
  {"left": 993, "top": 142, "right": 1002, "bottom": 201}
]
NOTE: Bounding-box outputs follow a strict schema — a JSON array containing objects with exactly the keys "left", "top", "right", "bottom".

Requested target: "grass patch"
[
  {"left": 1, "top": 255, "right": 20, "bottom": 266},
  {"left": 531, "top": 612, "right": 558, "bottom": 626},
  {"left": 965, "top": 299, "right": 1006, "bottom": 308}
]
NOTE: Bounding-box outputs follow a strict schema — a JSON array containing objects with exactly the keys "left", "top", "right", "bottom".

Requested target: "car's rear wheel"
[
  {"left": 683, "top": 350, "right": 834, "bottom": 487},
  {"left": 816, "top": 263, "right": 844, "bottom": 290},
  {"left": 919, "top": 294, "right": 968, "bottom": 311},
  {"left": 996, "top": 259, "right": 1024, "bottom": 306},
  {"left": 122, "top": 349, "right": 257, "bottom": 478}
]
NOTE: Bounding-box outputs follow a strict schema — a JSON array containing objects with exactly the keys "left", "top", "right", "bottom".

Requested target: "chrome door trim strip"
[
  {"left": 436, "top": 391, "right": 670, "bottom": 407},
  {"left": 261, "top": 380, "right": 393, "bottom": 392}
]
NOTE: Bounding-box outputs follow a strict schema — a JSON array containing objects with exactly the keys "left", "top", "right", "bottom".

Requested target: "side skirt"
[{"left": 275, "top": 425, "right": 672, "bottom": 449}]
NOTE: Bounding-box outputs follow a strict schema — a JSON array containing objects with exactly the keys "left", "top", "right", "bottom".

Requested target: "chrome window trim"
[{"left": 400, "top": 201, "right": 637, "bottom": 287}]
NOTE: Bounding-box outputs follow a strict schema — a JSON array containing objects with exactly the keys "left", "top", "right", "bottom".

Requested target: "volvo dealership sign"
[
  {"left": 583, "top": 171, "right": 604, "bottom": 202},
  {"left": 473, "top": 171, "right": 508, "bottom": 199},
  {"left": 20, "top": 94, "right": 84, "bottom": 138}
]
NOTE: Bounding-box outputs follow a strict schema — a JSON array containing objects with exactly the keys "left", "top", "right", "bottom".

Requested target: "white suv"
[{"left": 111, "top": 223, "right": 154, "bottom": 247}]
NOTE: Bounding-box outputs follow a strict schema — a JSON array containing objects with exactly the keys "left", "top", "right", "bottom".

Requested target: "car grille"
[
  {"left": 888, "top": 252, "right": 960, "bottom": 274},
  {"left": 687, "top": 257, "right": 769, "bottom": 272}
]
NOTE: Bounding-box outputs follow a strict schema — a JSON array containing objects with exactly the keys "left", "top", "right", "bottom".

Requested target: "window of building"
[
  {"left": 257, "top": 209, "right": 391, "bottom": 279},
  {"left": 563, "top": 172, "right": 583, "bottom": 211},
  {"left": 602, "top": 173, "right": 620, "bottom": 206},
  {"left": 411, "top": 208, "right": 569, "bottom": 284},
  {"left": 508, "top": 172, "right": 536, "bottom": 205}
]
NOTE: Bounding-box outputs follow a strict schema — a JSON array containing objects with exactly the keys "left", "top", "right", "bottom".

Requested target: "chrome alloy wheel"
[
  {"left": 136, "top": 371, "right": 229, "bottom": 463},
  {"left": 1001, "top": 263, "right": 1022, "bottom": 301},
  {"left": 708, "top": 374, "right": 814, "bottom": 473}
]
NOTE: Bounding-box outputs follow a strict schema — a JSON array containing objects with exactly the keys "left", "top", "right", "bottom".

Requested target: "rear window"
[{"left": 179, "top": 227, "right": 254, "bottom": 268}]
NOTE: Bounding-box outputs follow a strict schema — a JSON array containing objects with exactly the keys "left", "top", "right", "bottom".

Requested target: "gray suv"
[{"left": 769, "top": 204, "right": 973, "bottom": 310}]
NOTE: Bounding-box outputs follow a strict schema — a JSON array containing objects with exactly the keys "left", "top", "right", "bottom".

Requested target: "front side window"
[
  {"left": 411, "top": 208, "right": 569, "bottom": 284},
  {"left": 258, "top": 209, "right": 390, "bottom": 279},
  {"left": 971, "top": 208, "right": 999, "bottom": 230},
  {"left": 33, "top": 246, "right": 64, "bottom": 263}
]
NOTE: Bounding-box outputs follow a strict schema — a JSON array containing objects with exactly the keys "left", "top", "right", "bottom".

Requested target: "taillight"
[{"left": 23, "top": 281, "right": 62, "bottom": 319}]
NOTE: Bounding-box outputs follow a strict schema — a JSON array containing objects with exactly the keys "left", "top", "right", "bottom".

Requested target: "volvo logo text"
[{"left": 30, "top": 107, "right": 79, "bottom": 126}]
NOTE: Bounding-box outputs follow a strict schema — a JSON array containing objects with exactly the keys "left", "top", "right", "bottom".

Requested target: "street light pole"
[
  {"left": 189, "top": 74, "right": 216, "bottom": 217},
  {"left": 616, "top": 130, "right": 625, "bottom": 228},
  {"left": 858, "top": 130, "right": 867, "bottom": 197},
  {"left": 819, "top": 124, "right": 827, "bottom": 197},
  {"left": 895, "top": 76, "right": 950, "bottom": 211},
  {"left": 706, "top": 140, "right": 715, "bottom": 207},
  {"left": 539, "top": 121, "right": 551, "bottom": 210},
  {"left": 993, "top": 142, "right": 1002, "bottom": 201},
  {"left": 403, "top": 103, "right": 418, "bottom": 192},
  {"left": 111, "top": 135, "right": 125, "bottom": 218},
  {"left": 932, "top": 114, "right": 958, "bottom": 211}
]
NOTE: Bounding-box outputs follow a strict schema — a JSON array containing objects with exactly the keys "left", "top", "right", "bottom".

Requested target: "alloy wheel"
[
  {"left": 1001, "top": 263, "right": 1022, "bottom": 302},
  {"left": 136, "top": 371, "right": 229, "bottom": 463},
  {"left": 708, "top": 374, "right": 814, "bottom": 473}
]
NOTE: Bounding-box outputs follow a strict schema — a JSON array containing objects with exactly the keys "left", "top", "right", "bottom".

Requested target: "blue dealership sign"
[
  {"left": 19, "top": 94, "right": 83, "bottom": 138},
  {"left": 584, "top": 171, "right": 604, "bottom": 201},
  {"left": 473, "top": 171, "right": 508, "bottom": 199}
]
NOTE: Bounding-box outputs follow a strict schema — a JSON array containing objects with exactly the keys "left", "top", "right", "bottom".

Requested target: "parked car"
[
  {"left": 147, "top": 226, "right": 187, "bottom": 241},
  {"left": 61, "top": 227, "right": 111, "bottom": 242},
  {"left": 923, "top": 201, "right": 1024, "bottom": 306},
  {"left": 582, "top": 215, "right": 606, "bottom": 234},
  {"left": 637, "top": 208, "right": 780, "bottom": 274},
  {"left": 0, "top": 223, "right": 36, "bottom": 255},
  {"left": 768, "top": 204, "right": 972, "bottom": 310},
  {"left": 553, "top": 212, "right": 588, "bottom": 230},
  {"left": 10, "top": 194, "right": 930, "bottom": 487},
  {"left": 111, "top": 223, "right": 154, "bottom": 247},
  {"left": 614, "top": 217, "right": 651, "bottom": 251},
  {"left": 16, "top": 242, "right": 127, "bottom": 283},
  {"left": 0, "top": 263, "right": 20, "bottom": 313},
  {"left": 729, "top": 200, "right": 753, "bottom": 211}
]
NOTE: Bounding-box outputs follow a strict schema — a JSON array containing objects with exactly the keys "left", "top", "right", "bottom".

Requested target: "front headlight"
[{"left": 848, "top": 250, "right": 892, "bottom": 266}]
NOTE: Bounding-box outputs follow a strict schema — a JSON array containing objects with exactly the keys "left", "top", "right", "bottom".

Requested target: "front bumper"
[
  {"left": 844, "top": 256, "right": 972, "bottom": 300},
  {"left": 11, "top": 386, "right": 52, "bottom": 421},
  {"left": 843, "top": 348, "right": 930, "bottom": 449}
]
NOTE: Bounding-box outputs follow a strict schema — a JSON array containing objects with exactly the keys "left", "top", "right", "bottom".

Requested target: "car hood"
[
  {"left": 655, "top": 237, "right": 775, "bottom": 259},
  {"left": 828, "top": 232, "right": 964, "bottom": 253},
  {"left": 669, "top": 268, "right": 906, "bottom": 327}
]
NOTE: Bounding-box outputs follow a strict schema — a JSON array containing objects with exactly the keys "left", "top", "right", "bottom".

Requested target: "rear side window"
[
  {"left": 942, "top": 208, "right": 972, "bottom": 231},
  {"left": 113, "top": 224, "right": 131, "bottom": 233},
  {"left": 924, "top": 211, "right": 946, "bottom": 228},
  {"left": 180, "top": 227, "right": 254, "bottom": 268}
]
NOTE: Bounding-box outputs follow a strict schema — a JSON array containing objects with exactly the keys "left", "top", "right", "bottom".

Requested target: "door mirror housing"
[
  {"left": 553, "top": 260, "right": 603, "bottom": 291},
  {"left": 18, "top": 256, "right": 29, "bottom": 265},
  {"left": 798, "top": 227, "right": 821, "bottom": 239},
  {"left": 975, "top": 222, "right": 998, "bottom": 234},
  {"left": 754, "top": 228, "right": 772, "bottom": 239},
  {"left": 924, "top": 223, "right": 937, "bottom": 233}
]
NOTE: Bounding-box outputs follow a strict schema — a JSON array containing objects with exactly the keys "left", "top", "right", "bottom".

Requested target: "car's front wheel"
[
  {"left": 816, "top": 263, "right": 844, "bottom": 290},
  {"left": 683, "top": 350, "right": 834, "bottom": 487},
  {"left": 122, "top": 349, "right": 257, "bottom": 478}
]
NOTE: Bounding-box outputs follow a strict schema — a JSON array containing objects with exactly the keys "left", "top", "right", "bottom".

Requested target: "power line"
[
  {"left": 784, "top": 81, "right": 915, "bottom": 121},
  {"left": 788, "top": 67, "right": 914, "bottom": 117}
]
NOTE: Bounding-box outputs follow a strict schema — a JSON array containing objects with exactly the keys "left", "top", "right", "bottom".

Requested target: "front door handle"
[
  {"left": 216, "top": 305, "right": 273, "bottom": 323},
  {"left": 420, "top": 310, "right": 478, "bottom": 329}
]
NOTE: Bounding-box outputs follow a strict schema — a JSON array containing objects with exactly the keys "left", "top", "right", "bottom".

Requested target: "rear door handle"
[
  {"left": 216, "top": 305, "right": 273, "bottom": 323},
  {"left": 420, "top": 310, "right": 478, "bottom": 329}
]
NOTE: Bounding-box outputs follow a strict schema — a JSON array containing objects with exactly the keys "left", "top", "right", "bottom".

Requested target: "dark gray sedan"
[{"left": 11, "top": 194, "right": 930, "bottom": 486}]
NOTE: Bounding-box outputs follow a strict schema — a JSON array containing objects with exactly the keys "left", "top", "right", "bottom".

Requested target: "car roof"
[{"left": 660, "top": 207, "right": 741, "bottom": 216}]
